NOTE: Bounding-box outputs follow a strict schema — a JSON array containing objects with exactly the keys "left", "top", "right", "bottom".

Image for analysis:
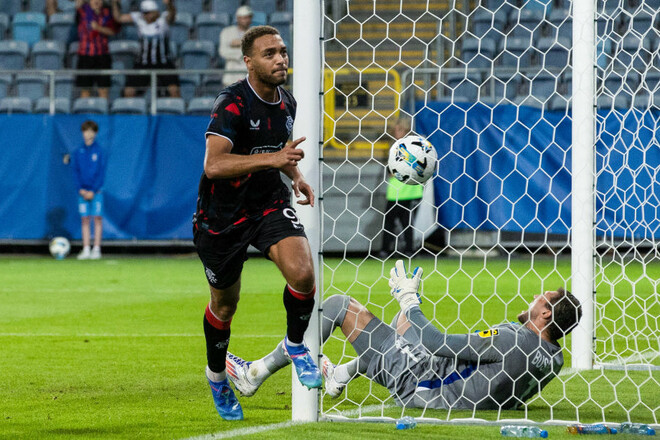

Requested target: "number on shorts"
[{"left": 283, "top": 208, "right": 302, "bottom": 229}]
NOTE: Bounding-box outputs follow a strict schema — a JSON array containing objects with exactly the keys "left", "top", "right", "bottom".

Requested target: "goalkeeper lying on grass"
[{"left": 226, "top": 260, "right": 582, "bottom": 410}]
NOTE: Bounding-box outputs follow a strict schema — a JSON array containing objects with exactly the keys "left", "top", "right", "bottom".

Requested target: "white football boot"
[
  {"left": 320, "top": 354, "right": 345, "bottom": 398},
  {"left": 225, "top": 352, "right": 261, "bottom": 397}
]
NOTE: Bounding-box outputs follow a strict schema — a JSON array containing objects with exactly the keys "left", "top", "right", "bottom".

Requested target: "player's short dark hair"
[
  {"left": 241, "top": 25, "right": 281, "bottom": 56},
  {"left": 81, "top": 120, "right": 98, "bottom": 132},
  {"left": 548, "top": 287, "right": 582, "bottom": 340}
]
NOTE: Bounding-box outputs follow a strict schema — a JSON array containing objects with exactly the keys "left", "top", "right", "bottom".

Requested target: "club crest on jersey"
[
  {"left": 250, "top": 119, "right": 260, "bottom": 130},
  {"left": 92, "top": 153, "right": 98, "bottom": 161},
  {"left": 286, "top": 116, "right": 294, "bottom": 135},
  {"left": 477, "top": 328, "right": 499, "bottom": 338}
]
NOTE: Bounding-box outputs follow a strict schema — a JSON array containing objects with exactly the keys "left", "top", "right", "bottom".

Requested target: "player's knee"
[
  {"left": 287, "top": 265, "right": 315, "bottom": 295},
  {"left": 323, "top": 294, "right": 351, "bottom": 318}
]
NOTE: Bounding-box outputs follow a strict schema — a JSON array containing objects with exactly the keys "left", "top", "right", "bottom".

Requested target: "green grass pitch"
[{"left": 1, "top": 254, "right": 658, "bottom": 439}]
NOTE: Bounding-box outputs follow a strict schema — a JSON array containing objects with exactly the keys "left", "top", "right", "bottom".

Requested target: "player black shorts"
[
  {"left": 193, "top": 206, "right": 308, "bottom": 290},
  {"left": 125, "top": 61, "right": 180, "bottom": 95},
  {"left": 76, "top": 54, "right": 112, "bottom": 88}
]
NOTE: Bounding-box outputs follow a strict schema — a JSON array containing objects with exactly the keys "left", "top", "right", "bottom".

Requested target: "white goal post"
[{"left": 292, "top": 0, "right": 660, "bottom": 426}]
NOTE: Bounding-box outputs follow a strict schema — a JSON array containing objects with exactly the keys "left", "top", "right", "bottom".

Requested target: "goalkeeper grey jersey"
[{"left": 367, "top": 308, "right": 564, "bottom": 410}]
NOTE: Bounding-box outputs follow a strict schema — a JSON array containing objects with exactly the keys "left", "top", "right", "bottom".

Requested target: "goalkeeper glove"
[{"left": 388, "top": 259, "right": 423, "bottom": 312}]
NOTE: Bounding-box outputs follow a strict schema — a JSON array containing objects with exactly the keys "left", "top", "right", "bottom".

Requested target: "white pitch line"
[{"left": 181, "top": 420, "right": 306, "bottom": 440}]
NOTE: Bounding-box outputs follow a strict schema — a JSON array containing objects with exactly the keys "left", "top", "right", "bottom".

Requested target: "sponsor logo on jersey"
[
  {"left": 250, "top": 119, "right": 260, "bottom": 130},
  {"left": 205, "top": 267, "right": 217, "bottom": 284},
  {"left": 531, "top": 350, "right": 552, "bottom": 373},
  {"left": 477, "top": 328, "right": 499, "bottom": 338},
  {"left": 249, "top": 143, "right": 284, "bottom": 155},
  {"left": 286, "top": 116, "right": 294, "bottom": 135}
]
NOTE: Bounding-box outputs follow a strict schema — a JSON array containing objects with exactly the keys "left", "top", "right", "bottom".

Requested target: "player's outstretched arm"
[{"left": 204, "top": 135, "right": 303, "bottom": 179}]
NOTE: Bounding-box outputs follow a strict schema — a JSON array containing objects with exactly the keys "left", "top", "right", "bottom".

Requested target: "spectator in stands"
[
  {"left": 72, "top": 120, "right": 107, "bottom": 260},
  {"left": 75, "top": 0, "right": 119, "bottom": 98},
  {"left": 218, "top": 5, "right": 253, "bottom": 87},
  {"left": 112, "top": 0, "right": 181, "bottom": 98},
  {"left": 378, "top": 117, "right": 425, "bottom": 259}
]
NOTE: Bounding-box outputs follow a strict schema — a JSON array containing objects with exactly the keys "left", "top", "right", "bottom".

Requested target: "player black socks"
[
  {"left": 283, "top": 284, "right": 316, "bottom": 344},
  {"left": 204, "top": 304, "right": 231, "bottom": 374}
]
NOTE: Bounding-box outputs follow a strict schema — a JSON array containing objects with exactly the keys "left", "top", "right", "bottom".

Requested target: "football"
[
  {"left": 49, "top": 237, "right": 71, "bottom": 260},
  {"left": 387, "top": 135, "right": 437, "bottom": 185}
]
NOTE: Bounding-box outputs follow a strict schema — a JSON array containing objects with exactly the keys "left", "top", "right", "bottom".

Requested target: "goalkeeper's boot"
[
  {"left": 283, "top": 337, "right": 322, "bottom": 390},
  {"left": 207, "top": 372, "right": 243, "bottom": 421},
  {"left": 226, "top": 352, "right": 261, "bottom": 397},
  {"left": 320, "top": 354, "right": 345, "bottom": 398}
]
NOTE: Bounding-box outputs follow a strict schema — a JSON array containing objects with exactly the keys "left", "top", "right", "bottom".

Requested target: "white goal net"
[{"left": 316, "top": 0, "right": 660, "bottom": 427}]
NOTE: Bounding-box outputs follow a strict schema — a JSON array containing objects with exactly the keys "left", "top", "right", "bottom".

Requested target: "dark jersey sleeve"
[
  {"left": 206, "top": 92, "right": 243, "bottom": 145},
  {"left": 406, "top": 307, "right": 520, "bottom": 363}
]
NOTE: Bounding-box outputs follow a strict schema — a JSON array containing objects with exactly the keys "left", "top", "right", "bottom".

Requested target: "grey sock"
[
  {"left": 262, "top": 341, "right": 290, "bottom": 374},
  {"left": 321, "top": 294, "right": 351, "bottom": 342}
]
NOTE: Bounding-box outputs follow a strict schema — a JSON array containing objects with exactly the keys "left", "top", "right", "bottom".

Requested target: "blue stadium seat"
[
  {"left": 632, "top": 92, "right": 649, "bottom": 109},
  {"left": 470, "top": 7, "right": 507, "bottom": 39},
  {"left": 269, "top": 11, "right": 292, "bottom": 44},
  {"left": 521, "top": 0, "right": 552, "bottom": 13},
  {"left": 196, "top": 12, "right": 231, "bottom": 46},
  {"left": 508, "top": 8, "right": 545, "bottom": 40},
  {"left": 489, "top": 71, "right": 520, "bottom": 101},
  {"left": 211, "top": 0, "right": 242, "bottom": 15},
  {"left": 446, "top": 72, "right": 481, "bottom": 101},
  {"left": 34, "top": 97, "right": 71, "bottom": 113},
  {"left": 109, "top": 40, "right": 139, "bottom": 70},
  {"left": 250, "top": 0, "right": 278, "bottom": 16},
  {"left": 529, "top": 71, "right": 557, "bottom": 101},
  {"left": 200, "top": 74, "right": 223, "bottom": 96},
  {"left": 47, "top": 12, "right": 75, "bottom": 43},
  {"left": 0, "top": 97, "right": 32, "bottom": 114},
  {"left": 178, "top": 74, "right": 200, "bottom": 102},
  {"left": 537, "top": 36, "right": 570, "bottom": 69},
  {"left": 176, "top": 0, "right": 203, "bottom": 15},
  {"left": 54, "top": 74, "right": 74, "bottom": 99},
  {"left": 597, "top": 94, "right": 629, "bottom": 110},
  {"left": 547, "top": 94, "right": 570, "bottom": 112},
  {"left": 624, "top": 7, "right": 654, "bottom": 37},
  {"left": 16, "top": 73, "right": 48, "bottom": 100},
  {"left": 32, "top": 40, "right": 65, "bottom": 69},
  {"left": 497, "top": 36, "right": 536, "bottom": 68},
  {"left": 461, "top": 37, "right": 497, "bottom": 69},
  {"left": 0, "top": 40, "right": 29, "bottom": 70},
  {"left": 156, "top": 97, "right": 185, "bottom": 114},
  {"left": 548, "top": 9, "right": 571, "bottom": 41},
  {"left": 246, "top": 11, "right": 267, "bottom": 27},
  {"left": 170, "top": 12, "right": 193, "bottom": 48},
  {"left": 644, "top": 70, "right": 660, "bottom": 93},
  {"left": 111, "top": 97, "right": 147, "bottom": 114},
  {"left": 187, "top": 96, "right": 214, "bottom": 115},
  {"left": 0, "top": 74, "right": 11, "bottom": 99},
  {"left": 0, "top": 13, "right": 9, "bottom": 40},
  {"left": 180, "top": 40, "right": 215, "bottom": 69},
  {"left": 120, "top": 22, "right": 138, "bottom": 41},
  {"left": 29, "top": 0, "right": 47, "bottom": 12},
  {"left": 58, "top": 0, "right": 77, "bottom": 12},
  {"left": 613, "top": 34, "right": 652, "bottom": 72},
  {"left": 72, "top": 97, "right": 108, "bottom": 114},
  {"left": 0, "top": 0, "right": 23, "bottom": 16},
  {"left": 12, "top": 12, "right": 46, "bottom": 47}
]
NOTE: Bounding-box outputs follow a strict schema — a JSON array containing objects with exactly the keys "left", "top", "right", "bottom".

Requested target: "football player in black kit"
[{"left": 193, "top": 25, "right": 321, "bottom": 421}]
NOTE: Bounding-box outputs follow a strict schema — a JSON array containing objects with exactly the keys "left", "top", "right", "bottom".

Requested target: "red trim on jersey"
[
  {"left": 263, "top": 208, "right": 277, "bottom": 216},
  {"left": 233, "top": 217, "right": 247, "bottom": 225},
  {"left": 225, "top": 103, "right": 240, "bottom": 115},
  {"left": 212, "top": 113, "right": 218, "bottom": 118},
  {"left": 286, "top": 284, "right": 316, "bottom": 300},
  {"left": 267, "top": 118, "right": 271, "bottom": 130},
  {"left": 205, "top": 304, "right": 232, "bottom": 330},
  {"left": 280, "top": 100, "right": 285, "bottom": 110}
]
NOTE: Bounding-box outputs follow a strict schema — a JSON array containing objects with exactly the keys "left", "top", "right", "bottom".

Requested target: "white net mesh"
[{"left": 320, "top": 0, "right": 659, "bottom": 426}]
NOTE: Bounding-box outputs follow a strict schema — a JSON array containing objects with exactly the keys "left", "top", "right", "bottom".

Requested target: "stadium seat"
[
  {"left": 68, "top": 41, "right": 78, "bottom": 68},
  {"left": 513, "top": 93, "right": 543, "bottom": 109},
  {"left": 178, "top": 74, "right": 200, "bottom": 102},
  {"left": 54, "top": 74, "right": 74, "bottom": 99},
  {"left": 597, "top": 94, "right": 629, "bottom": 110},
  {"left": 0, "top": 13, "right": 9, "bottom": 40},
  {"left": 34, "top": 97, "right": 71, "bottom": 113},
  {"left": 470, "top": 8, "right": 507, "bottom": 39},
  {"left": 508, "top": 8, "right": 545, "bottom": 40},
  {"left": 269, "top": 11, "right": 293, "bottom": 45},
  {"left": 156, "top": 97, "right": 185, "bottom": 114},
  {"left": 196, "top": 12, "right": 231, "bottom": 46},
  {"left": 246, "top": 11, "right": 267, "bottom": 27},
  {"left": 497, "top": 36, "right": 535, "bottom": 68},
  {"left": 47, "top": 12, "right": 75, "bottom": 43},
  {"left": 109, "top": 40, "right": 139, "bottom": 70},
  {"left": 12, "top": 12, "right": 46, "bottom": 47},
  {"left": 0, "top": 97, "right": 32, "bottom": 114},
  {"left": 58, "top": 0, "right": 77, "bottom": 12},
  {"left": 644, "top": 69, "right": 660, "bottom": 93},
  {"left": 547, "top": 94, "right": 570, "bottom": 112},
  {"left": 461, "top": 37, "right": 497, "bottom": 69},
  {"left": 603, "top": 72, "right": 640, "bottom": 96},
  {"left": 529, "top": 71, "right": 557, "bottom": 101},
  {"left": 120, "top": 22, "right": 138, "bottom": 41},
  {"left": 170, "top": 12, "right": 193, "bottom": 48},
  {"left": 0, "top": 0, "right": 23, "bottom": 16},
  {"left": 446, "top": 72, "right": 482, "bottom": 102},
  {"left": 488, "top": 71, "right": 519, "bottom": 101},
  {"left": 29, "top": 0, "right": 47, "bottom": 12},
  {"left": 211, "top": 0, "right": 242, "bottom": 15},
  {"left": 32, "top": 40, "right": 65, "bottom": 69},
  {"left": 624, "top": 8, "right": 655, "bottom": 36},
  {"left": 632, "top": 92, "right": 649, "bottom": 109},
  {"left": 111, "top": 97, "right": 147, "bottom": 114},
  {"left": 187, "top": 96, "right": 214, "bottom": 115},
  {"left": 537, "top": 36, "right": 570, "bottom": 69},
  {"left": 72, "top": 97, "right": 108, "bottom": 114},
  {"left": 176, "top": 0, "right": 203, "bottom": 15},
  {"left": 0, "top": 40, "right": 29, "bottom": 70},
  {"left": 180, "top": 40, "right": 215, "bottom": 69},
  {"left": 0, "top": 74, "right": 11, "bottom": 99},
  {"left": 548, "top": 9, "right": 571, "bottom": 41},
  {"left": 250, "top": 0, "right": 278, "bottom": 16},
  {"left": 200, "top": 74, "right": 223, "bottom": 96},
  {"left": 614, "top": 34, "right": 653, "bottom": 72},
  {"left": 16, "top": 73, "right": 49, "bottom": 100}
]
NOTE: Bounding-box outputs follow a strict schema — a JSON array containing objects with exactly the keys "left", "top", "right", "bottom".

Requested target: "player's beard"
[
  {"left": 518, "top": 309, "right": 529, "bottom": 325},
  {"left": 254, "top": 64, "right": 288, "bottom": 88}
]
